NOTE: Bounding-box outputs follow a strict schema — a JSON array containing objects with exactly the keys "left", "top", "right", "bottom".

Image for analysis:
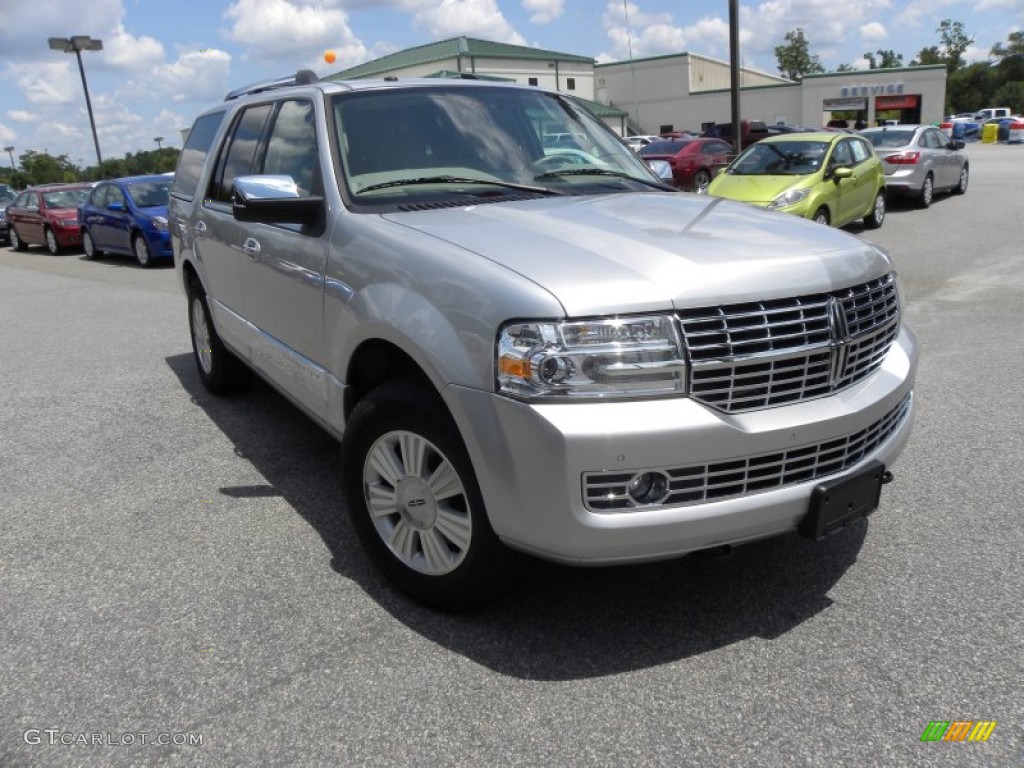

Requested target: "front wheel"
[
  {"left": 813, "top": 207, "right": 830, "bottom": 226},
  {"left": 186, "top": 277, "right": 248, "bottom": 394},
  {"left": 45, "top": 228, "right": 61, "bottom": 255},
  {"left": 863, "top": 191, "right": 886, "bottom": 229},
  {"left": 341, "top": 380, "right": 516, "bottom": 611},
  {"left": 133, "top": 233, "right": 152, "bottom": 267}
]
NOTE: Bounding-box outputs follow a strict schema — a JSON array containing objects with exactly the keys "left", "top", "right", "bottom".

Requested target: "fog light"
[{"left": 627, "top": 471, "right": 670, "bottom": 505}]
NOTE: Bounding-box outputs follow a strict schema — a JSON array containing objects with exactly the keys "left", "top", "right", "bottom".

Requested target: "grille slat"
[
  {"left": 680, "top": 275, "right": 899, "bottom": 413},
  {"left": 583, "top": 393, "right": 911, "bottom": 512}
]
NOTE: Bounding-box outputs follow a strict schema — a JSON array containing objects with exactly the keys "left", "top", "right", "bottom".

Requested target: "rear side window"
[
  {"left": 172, "top": 111, "right": 227, "bottom": 201},
  {"left": 849, "top": 138, "right": 870, "bottom": 164}
]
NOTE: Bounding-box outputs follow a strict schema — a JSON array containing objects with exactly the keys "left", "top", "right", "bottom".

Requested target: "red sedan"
[
  {"left": 7, "top": 183, "right": 93, "bottom": 254},
  {"left": 639, "top": 137, "right": 735, "bottom": 192}
]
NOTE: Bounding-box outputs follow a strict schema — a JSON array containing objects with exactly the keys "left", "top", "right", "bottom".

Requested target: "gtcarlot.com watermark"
[{"left": 24, "top": 729, "right": 203, "bottom": 747}]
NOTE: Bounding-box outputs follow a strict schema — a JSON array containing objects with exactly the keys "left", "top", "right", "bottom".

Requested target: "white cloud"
[
  {"left": 860, "top": 22, "right": 888, "bottom": 42},
  {"left": 523, "top": 0, "right": 564, "bottom": 25},
  {"left": 11, "top": 62, "right": 81, "bottom": 107},
  {"left": 400, "top": 0, "right": 525, "bottom": 45},
  {"left": 225, "top": 0, "right": 365, "bottom": 59},
  {"left": 149, "top": 49, "right": 233, "bottom": 104}
]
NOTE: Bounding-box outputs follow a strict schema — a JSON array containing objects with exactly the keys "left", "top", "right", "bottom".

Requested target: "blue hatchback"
[{"left": 79, "top": 174, "right": 173, "bottom": 267}]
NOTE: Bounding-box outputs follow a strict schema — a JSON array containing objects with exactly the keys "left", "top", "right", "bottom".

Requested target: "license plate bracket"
[{"left": 799, "top": 460, "right": 887, "bottom": 541}]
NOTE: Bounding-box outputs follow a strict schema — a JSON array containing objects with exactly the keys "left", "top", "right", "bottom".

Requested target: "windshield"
[
  {"left": 41, "top": 188, "right": 90, "bottom": 208},
  {"left": 726, "top": 141, "right": 829, "bottom": 176},
  {"left": 126, "top": 180, "right": 171, "bottom": 208},
  {"left": 331, "top": 86, "right": 661, "bottom": 207},
  {"left": 0, "top": 186, "right": 16, "bottom": 203}
]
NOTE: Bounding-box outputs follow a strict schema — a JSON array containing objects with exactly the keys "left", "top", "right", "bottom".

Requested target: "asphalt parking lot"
[{"left": 1, "top": 142, "right": 1021, "bottom": 767}]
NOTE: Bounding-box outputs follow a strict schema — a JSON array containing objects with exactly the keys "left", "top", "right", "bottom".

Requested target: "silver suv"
[{"left": 171, "top": 71, "right": 918, "bottom": 610}]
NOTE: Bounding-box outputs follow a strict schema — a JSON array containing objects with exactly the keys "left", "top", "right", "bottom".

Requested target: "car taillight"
[{"left": 885, "top": 152, "right": 920, "bottom": 165}]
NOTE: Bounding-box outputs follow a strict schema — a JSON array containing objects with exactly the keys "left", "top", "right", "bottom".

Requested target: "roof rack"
[{"left": 224, "top": 69, "right": 319, "bottom": 101}]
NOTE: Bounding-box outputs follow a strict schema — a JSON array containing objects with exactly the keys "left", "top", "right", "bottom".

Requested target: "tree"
[
  {"left": 992, "top": 81, "right": 1024, "bottom": 114},
  {"left": 864, "top": 50, "right": 904, "bottom": 69},
  {"left": 773, "top": 29, "right": 825, "bottom": 81},
  {"left": 937, "top": 19, "right": 973, "bottom": 73},
  {"left": 990, "top": 30, "right": 1024, "bottom": 61},
  {"left": 946, "top": 62, "right": 998, "bottom": 114},
  {"left": 18, "top": 151, "right": 77, "bottom": 185},
  {"left": 835, "top": 63, "right": 857, "bottom": 72},
  {"left": 911, "top": 46, "right": 943, "bottom": 67}
]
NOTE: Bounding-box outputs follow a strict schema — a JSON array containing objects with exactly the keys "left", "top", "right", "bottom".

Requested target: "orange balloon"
[{"left": 324, "top": 50, "right": 336, "bottom": 64}]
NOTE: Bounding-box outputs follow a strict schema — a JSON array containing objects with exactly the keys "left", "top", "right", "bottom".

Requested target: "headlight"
[
  {"left": 150, "top": 215, "right": 168, "bottom": 231},
  {"left": 497, "top": 315, "right": 687, "bottom": 400},
  {"left": 768, "top": 187, "right": 811, "bottom": 209}
]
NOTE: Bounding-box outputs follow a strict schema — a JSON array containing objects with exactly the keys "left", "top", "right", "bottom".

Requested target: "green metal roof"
[
  {"left": 327, "top": 36, "right": 594, "bottom": 80},
  {"left": 571, "top": 96, "right": 628, "bottom": 118}
]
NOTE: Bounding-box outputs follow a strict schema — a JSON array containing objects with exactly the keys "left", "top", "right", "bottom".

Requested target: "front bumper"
[{"left": 445, "top": 325, "right": 917, "bottom": 564}]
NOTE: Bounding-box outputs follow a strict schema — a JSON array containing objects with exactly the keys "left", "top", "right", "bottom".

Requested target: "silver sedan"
[{"left": 861, "top": 124, "right": 969, "bottom": 208}]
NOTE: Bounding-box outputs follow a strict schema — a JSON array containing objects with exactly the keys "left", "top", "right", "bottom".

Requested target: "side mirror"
[
  {"left": 832, "top": 167, "right": 853, "bottom": 181},
  {"left": 232, "top": 175, "right": 323, "bottom": 226},
  {"left": 107, "top": 201, "right": 125, "bottom": 212},
  {"left": 953, "top": 140, "right": 965, "bottom": 150},
  {"left": 645, "top": 160, "right": 673, "bottom": 183}
]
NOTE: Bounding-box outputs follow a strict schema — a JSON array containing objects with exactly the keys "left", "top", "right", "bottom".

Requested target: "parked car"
[
  {"left": 0, "top": 183, "right": 17, "bottom": 243},
  {"left": 623, "top": 134, "right": 660, "bottom": 151},
  {"left": 6, "top": 183, "right": 93, "bottom": 254},
  {"left": 171, "top": 72, "right": 917, "bottom": 610},
  {"left": 707, "top": 131, "right": 887, "bottom": 229},
  {"left": 701, "top": 119, "right": 771, "bottom": 149},
  {"left": 860, "top": 125, "right": 969, "bottom": 208},
  {"left": 638, "top": 137, "right": 734, "bottom": 192},
  {"left": 79, "top": 174, "right": 173, "bottom": 267}
]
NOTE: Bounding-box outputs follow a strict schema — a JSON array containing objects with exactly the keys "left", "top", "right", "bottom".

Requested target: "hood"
[
  {"left": 382, "top": 192, "right": 890, "bottom": 317},
  {"left": 707, "top": 173, "right": 814, "bottom": 204}
]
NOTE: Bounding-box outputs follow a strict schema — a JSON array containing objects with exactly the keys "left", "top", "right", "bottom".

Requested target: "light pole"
[
  {"left": 48, "top": 35, "right": 104, "bottom": 177},
  {"left": 154, "top": 136, "right": 164, "bottom": 150},
  {"left": 3, "top": 146, "right": 13, "bottom": 169}
]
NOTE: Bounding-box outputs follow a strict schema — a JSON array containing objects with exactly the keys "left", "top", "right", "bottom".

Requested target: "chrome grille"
[
  {"left": 583, "top": 392, "right": 911, "bottom": 512},
  {"left": 678, "top": 275, "right": 899, "bottom": 412}
]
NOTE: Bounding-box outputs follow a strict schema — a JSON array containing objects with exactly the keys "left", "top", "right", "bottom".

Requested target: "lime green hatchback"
[{"left": 706, "top": 132, "right": 887, "bottom": 229}]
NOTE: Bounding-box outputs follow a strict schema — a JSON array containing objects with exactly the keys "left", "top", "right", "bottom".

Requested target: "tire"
[
  {"left": 341, "top": 379, "right": 516, "bottom": 611},
  {"left": 45, "top": 227, "right": 61, "bottom": 255},
  {"left": 917, "top": 173, "right": 934, "bottom": 209},
  {"left": 813, "top": 207, "right": 830, "bottom": 226},
  {"left": 186, "top": 276, "right": 248, "bottom": 394},
  {"left": 9, "top": 226, "right": 27, "bottom": 251},
  {"left": 133, "top": 233, "right": 152, "bottom": 267},
  {"left": 692, "top": 169, "right": 712, "bottom": 194},
  {"left": 82, "top": 229, "right": 100, "bottom": 260},
  {"left": 863, "top": 191, "right": 886, "bottom": 229},
  {"left": 953, "top": 165, "right": 969, "bottom": 195}
]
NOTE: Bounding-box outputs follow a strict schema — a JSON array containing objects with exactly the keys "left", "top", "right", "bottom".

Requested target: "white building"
[{"left": 328, "top": 37, "right": 948, "bottom": 136}]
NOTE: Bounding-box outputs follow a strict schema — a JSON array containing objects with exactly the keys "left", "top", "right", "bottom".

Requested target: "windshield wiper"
[
  {"left": 533, "top": 168, "right": 675, "bottom": 191},
  {"left": 358, "top": 175, "right": 563, "bottom": 195}
]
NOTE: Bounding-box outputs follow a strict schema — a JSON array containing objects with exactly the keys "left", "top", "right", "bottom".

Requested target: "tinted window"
[
  {"left": 126, "top": 181, "right": 170, "bottom": 208},
  {"left": 865, "top": 130, "right": 914, "bottom": 148},
  {"left": 849, "top": 138, "right": 870, "bottom": 164},
  {"left": 829, "top": 141, "right": 854, "bottom": 170},
  {"left": 172, "top": 110, "right": 227, "bottom": 201},
  {"left": 208, "top": 104, "right": 273, "bottom": 203},
  {"left": 262, "top": 100, "right": 319, "bottom": 196},
  {"left": 640, "top": 140, "right": 692, "bottom": 156},
  {"left": 14, "top": 191, "right": 34, "bottom": 208}
]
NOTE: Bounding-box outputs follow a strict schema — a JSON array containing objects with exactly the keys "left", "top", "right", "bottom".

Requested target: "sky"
[{"left": 1, "top": 0, "right": 1021, "bottom": 167}]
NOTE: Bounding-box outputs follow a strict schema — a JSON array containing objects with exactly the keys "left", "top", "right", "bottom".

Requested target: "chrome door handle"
[
  {"left": 242, "top": 238, "right": 261, "bottom": 260},
  {"left": 193, "top": 220, "right": 207, "bottom": 235}
]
